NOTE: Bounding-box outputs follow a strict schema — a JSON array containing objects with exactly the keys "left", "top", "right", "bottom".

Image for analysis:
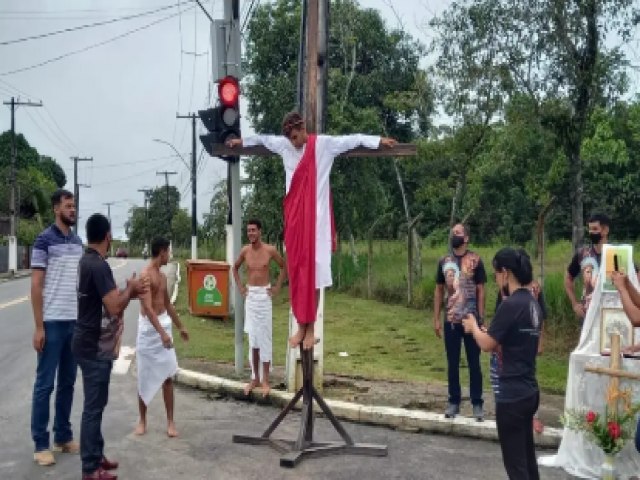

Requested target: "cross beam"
[
  {"left": 585, "top": 333, "right": 640, "bottom": 409},
  {"left": 210, "top": 143, "right": 417, "bottom": 158}
]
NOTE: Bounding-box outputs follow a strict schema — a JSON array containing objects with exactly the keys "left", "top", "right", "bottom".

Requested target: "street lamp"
[{"left": 152, "top": 138, "right": 197, "bottom": 259}]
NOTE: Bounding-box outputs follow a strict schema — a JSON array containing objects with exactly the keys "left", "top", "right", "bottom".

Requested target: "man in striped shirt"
[{"left": 30, "top": 189, "right": 84, "bottom": 466}]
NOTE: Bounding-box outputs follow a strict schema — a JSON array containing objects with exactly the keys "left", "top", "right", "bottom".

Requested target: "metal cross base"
[{"left": 232, "top": 344, "right": 388, "bottom": 468}]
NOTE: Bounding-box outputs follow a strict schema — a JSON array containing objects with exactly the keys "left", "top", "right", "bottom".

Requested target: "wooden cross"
[
  {"left": 585, "top": 333, "right": 640, "bottom": 409},
  {"left": 210, "top": 142, "right": 417, "bottom": 158}
]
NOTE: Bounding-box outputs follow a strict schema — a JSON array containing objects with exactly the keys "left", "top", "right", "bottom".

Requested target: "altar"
[{"left": 539, "top": 245, "right": 640, "bottom": 478}]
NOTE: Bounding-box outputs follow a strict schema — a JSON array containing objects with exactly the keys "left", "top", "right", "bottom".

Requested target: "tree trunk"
[
  {"left": 569, "top": 148, "right": 584, "bottom": 251},
  {"left": 349, "top": 230, "right": 358, "bottom": 266},
  {"left": 449, "top": 177, "right": 462, "bottom": 228}
]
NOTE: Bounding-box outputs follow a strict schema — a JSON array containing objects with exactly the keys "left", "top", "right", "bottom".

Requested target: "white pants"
[
  {"left": 136, "top": 312, "right": 178, "bottom": 406},
  {"left": 244, "top": 286, "right": 273, "bottom": 378}
]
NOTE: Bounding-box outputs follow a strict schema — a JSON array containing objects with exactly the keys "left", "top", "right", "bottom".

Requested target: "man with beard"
[
  {"left": 30, "top": 189, "right": 84, "bottom": 466},
  {"left": 232, "top": 219, "right": 286, "bottom": 397}
]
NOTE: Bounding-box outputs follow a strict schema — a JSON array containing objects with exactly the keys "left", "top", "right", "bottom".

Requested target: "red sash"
[{"left": 284, "top": 135, "right": 318, "bottom": 324}]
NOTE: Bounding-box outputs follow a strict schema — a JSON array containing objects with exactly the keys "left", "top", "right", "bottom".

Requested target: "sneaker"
[
  {"left": 444, "top": 403, "right": 460, "bottom": 418},
  {"left": 33, "top": 450, "right": 56, "bottom": 466},
  {"left": 473, "top": 404, "right": 484, "bottom": 421},
  {"left": 53, "top": 440, "right": 80, "bottom": 454}
]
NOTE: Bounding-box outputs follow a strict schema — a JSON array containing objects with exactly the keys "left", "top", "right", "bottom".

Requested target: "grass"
[{"left": 172, "top": 239, "right": 589, "bottom": 394}]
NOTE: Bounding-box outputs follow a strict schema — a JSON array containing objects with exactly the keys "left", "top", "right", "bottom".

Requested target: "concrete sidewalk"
[
  {"left": 166, "top": 260, "right": 563, "bottom": 449},
  {"left": 0, "top": 269, "right": 32, "bottom": 282}
]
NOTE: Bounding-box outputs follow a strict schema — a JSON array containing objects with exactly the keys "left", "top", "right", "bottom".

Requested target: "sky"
[{"left": 0, "top": 0, "right": 638, "bottom": 241}]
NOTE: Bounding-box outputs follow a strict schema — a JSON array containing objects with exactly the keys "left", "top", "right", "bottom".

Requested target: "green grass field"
[{"left": 171, "top": 239, "right": 624, "bottom": 394}]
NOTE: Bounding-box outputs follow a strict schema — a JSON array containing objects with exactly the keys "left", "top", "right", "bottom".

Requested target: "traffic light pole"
[{"left": 222, "top": 0, "right": 244, "bottom": 377}]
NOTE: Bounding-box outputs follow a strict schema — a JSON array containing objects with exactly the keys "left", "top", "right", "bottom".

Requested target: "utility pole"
[
  {"left": 3, "top": 97, "right": 42, "bottom": 274},
  {"left": 156, "top": 171, "right": 177, "bottom": 242},
  {"left": 176, "top": 113, "right": 199, "bottom": 259},
  {"left": 71, "top": 156, "right": 93, "bottom": 235},
  {"left": 104, "top": 201, "right": 115, "bottom": 256},
  {"left": 103, "top": 202, "right": 114, "bottom": 224},
  {"left": 76, "top": 183, "right": 91, "bottom": 237},
  {"left": 138, "top": 188, "right": 152, "bottom": 251}
]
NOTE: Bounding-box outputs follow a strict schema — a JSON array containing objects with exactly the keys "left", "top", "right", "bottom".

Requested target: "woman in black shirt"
[{"left": 462, "top": 248, "right": 542, "bottom": 480}]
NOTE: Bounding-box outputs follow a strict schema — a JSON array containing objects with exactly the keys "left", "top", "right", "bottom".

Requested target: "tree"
[
  {"left": 430, "top": 0, "right": 639, "bottom": 248},
  {"left": 124, "top": 186, "right": 180, "bottom": 246}
]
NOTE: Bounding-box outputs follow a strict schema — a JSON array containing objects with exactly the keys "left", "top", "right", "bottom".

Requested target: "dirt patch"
[{"left": 179, "top": 358, "right": 565, "bottom": 428}]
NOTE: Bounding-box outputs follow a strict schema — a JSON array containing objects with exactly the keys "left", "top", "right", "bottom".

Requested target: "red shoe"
[
  {"left": 100, "top": 457, "right": 119, "bottom": 470},
  {"left": 82, "top": 468, "right": 118, "bottom": 480}
]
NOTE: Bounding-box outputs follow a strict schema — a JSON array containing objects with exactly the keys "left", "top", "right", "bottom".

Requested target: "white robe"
[
  {"left": 136, "top": 312, "right": 178, "bottom": 406},
  {"left": 244, "top": 285, "right": 273, "bottom": 378},
  {"left": 243, "top": 134, "right": 381, "bottom": 288}
]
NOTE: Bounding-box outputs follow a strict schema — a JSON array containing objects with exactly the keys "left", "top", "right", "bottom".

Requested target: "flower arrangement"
[{"left": 562, "top": 386, "right": 640, "bottom": 456}]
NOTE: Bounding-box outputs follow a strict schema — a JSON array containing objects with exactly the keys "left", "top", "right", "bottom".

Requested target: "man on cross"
[{"left": 227, "top": 111, "right": 397, "bottom": 349}]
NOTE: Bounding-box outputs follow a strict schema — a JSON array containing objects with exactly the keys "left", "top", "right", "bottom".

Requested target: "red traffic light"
[{"left": 218, "top": 76, "right": 239, "bottom": 107}]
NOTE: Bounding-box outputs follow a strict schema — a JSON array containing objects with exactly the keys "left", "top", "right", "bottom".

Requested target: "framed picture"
[
  {"left": 601, "top": 244, "right": 634, "bottom": 293},
  {"left": 600, "top": 308, "right": 634, "bottom": 354}
]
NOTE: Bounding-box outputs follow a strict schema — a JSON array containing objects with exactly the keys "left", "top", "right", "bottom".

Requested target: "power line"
[
  {"left": 172, "top": 1, "right": 186, "bottom": 144},
  {"left": 91, "top": 152, "right": 188, "bottom": 169},
  {"left": 91, "top": 158, "right": 177, "bottom": 186},
  {"left": 41, "top": 106, "right": 80, "bottom": 152},
  {"left": 0, "top": 7, "right": 194, "bottom": 76},
  {"left": 0, "top": 3, "right": 186, "bottom": 46},
  {"left": 23, "top": 108, "right": 73, "bottom": 155}
]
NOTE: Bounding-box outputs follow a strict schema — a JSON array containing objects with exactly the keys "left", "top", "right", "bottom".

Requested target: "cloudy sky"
[{"left": 0, "top": 1, "right": 638, "bottom": 241}]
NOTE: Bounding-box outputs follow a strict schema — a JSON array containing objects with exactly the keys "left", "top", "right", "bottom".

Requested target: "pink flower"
[
  {"left": 586, "top": 411, "right": 597, "bottom": 423},
  {"left": 607, "top": 422, "right": 622, "bottom": 439}
]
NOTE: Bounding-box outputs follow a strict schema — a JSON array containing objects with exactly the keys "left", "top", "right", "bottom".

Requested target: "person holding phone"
[{"left": 463, "top": 248, "right": 541, "bottom": 480}]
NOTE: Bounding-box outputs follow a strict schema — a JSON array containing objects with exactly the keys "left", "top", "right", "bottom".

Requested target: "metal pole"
[
  {"left": 225, "top": 0, "right": 244, "bottom": 375},
  {"left": 191, "top": 114, "right": 197, "bottom": 259}
]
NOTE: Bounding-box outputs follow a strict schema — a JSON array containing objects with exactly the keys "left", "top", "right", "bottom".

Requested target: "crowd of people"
[
  {"left": 27, "top": 110, "right": 640, "bottom": 480},
  {"left": 30, "top": 190, "right": 189, "bottom": 480}
]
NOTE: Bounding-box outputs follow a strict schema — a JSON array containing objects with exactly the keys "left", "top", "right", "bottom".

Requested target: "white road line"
[
  {"left": 111, "top": 259, "right": 128, "bottom": 270},
  {"left": 113, "top": 345, "right": 136, "bottom": 375},
  {"left": 0, "top": 295, "right": 29, "bottom": 311}
]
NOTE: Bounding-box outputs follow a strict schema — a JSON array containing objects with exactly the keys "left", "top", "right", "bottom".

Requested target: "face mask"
[
  {"left": 451, "top": 235, "right": 465, "bottom": 249},
  {"left": 589, "top": 232, "right": 602, "bottom": 245}
]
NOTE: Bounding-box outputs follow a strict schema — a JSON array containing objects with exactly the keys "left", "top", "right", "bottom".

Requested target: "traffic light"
[{"left": 199, "top": 76, "right": 241, "bottom": 157}]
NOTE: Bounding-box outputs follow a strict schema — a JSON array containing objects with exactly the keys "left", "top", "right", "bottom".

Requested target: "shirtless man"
[
  {"left": 134, "top": 237, "right": 189, "bottom": 438},
  {"left": 233, "top": 219, "right": 286, "bottom": 397}
]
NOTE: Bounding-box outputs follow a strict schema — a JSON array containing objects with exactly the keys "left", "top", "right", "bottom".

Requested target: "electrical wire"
[
  {"left": 0, "top": 3, "right": 186, "bottom": 46},
  {"left": 0, "top": 7, "right": 194, "bottom": 76}
]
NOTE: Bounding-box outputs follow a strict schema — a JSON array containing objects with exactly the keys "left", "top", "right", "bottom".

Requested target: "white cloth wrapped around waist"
[
  {"left": 136, "top": 311, "right": 178, "bottom": 406},
  {"left": 244, "top": 285, "right": 273, "bottom": 378}
]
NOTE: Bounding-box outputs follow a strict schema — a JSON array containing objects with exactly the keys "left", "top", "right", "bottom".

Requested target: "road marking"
[
  {"left": 113, "top": 345, "right": 136, "bottom": 375},
  {"left": 111, "top": 259, "right": 128, "bottom": 271},
  {"left": 0, "top": 295, "right": 29, "bottom": 311}
]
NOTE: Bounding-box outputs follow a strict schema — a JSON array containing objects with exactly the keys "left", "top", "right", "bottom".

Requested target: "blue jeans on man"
[
  {"left": 77, "top": 357, "right": 113, "bottom": 474},
  {"left": 444, "top": 320, "right": 484, "bottom": 406},
  {"left": 31, "top": 321, "right": 77, "bottom": 452}
]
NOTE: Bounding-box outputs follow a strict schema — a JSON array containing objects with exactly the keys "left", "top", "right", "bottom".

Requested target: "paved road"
[{"left": 0, "top": 259, "right": 573, "bottom": 479}]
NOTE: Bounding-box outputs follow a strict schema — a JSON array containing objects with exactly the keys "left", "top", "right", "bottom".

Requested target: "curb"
[
  {"left": 0, "top": 270, "right": 32, "bottom": 282},
  {"left": 174, "top": 367, "right": 562, "bottom": 448}
]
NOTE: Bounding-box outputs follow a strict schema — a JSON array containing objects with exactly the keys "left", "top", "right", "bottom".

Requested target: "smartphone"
[{"left": 614, "top": 254, "right": 619, "bottom": 272}]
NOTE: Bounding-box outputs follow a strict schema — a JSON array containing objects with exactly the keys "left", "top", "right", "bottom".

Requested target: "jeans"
[
  {"left": 495, "top": 392, "right": 540, "bottom": 480},
  {"left": 31, "top": 321, "right": 77, "bottom": 452},
  {"left": 78, "top": 357, "right": 112, "bottom": 474},
  {"left": 443, "top": 321, "right": 483, "bottom": 406},
  {"left": 635, "top": 416, "right": 640, "bottom": 452}
]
